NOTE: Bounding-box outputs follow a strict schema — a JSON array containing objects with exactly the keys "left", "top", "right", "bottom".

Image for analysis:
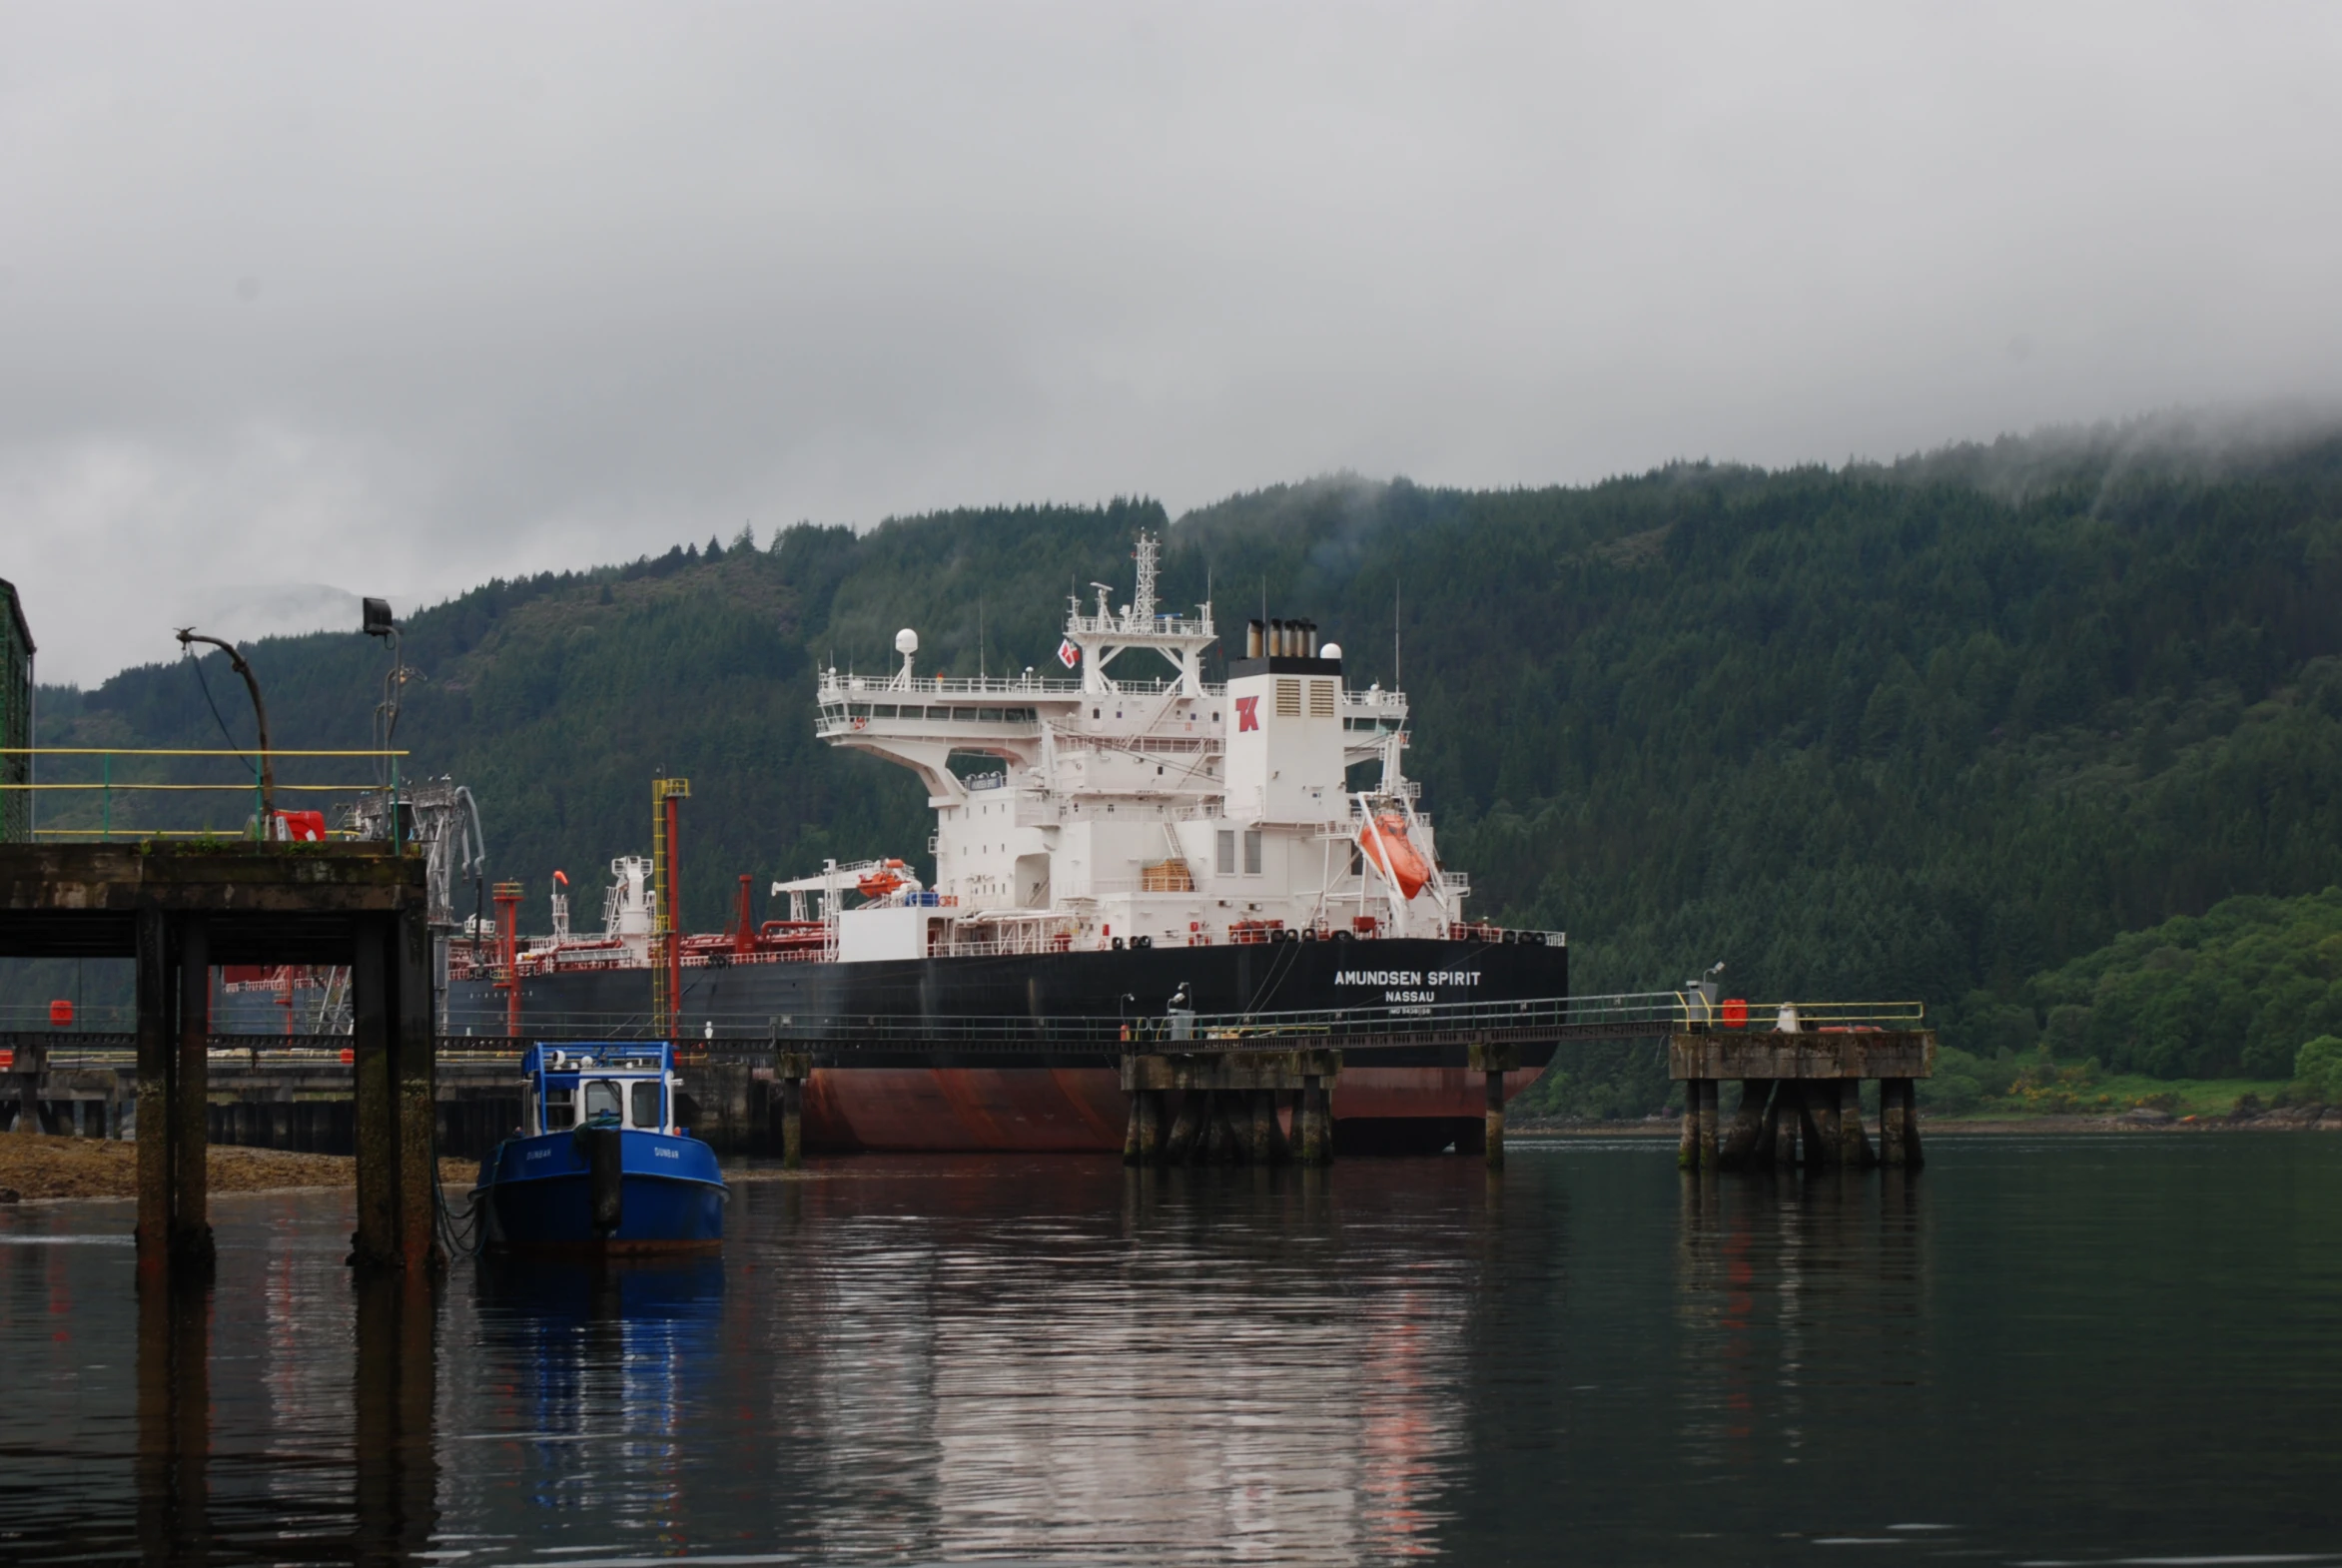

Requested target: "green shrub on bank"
[
  {"left": 2294, "top": 1035, "right": 2342, "bottom": 1104},
  {"left": 2024, "top": 888, "right": 2342, "bottom": 1080}
]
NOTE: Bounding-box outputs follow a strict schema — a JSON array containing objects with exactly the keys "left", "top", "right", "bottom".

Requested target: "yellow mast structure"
[{"left": 650, "top": 777, "right": 690, "bottom": 1040}]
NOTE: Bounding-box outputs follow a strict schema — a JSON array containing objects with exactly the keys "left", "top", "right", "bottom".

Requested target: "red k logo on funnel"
[{"left": 1236, "top": 696, "right": 1260, "bottom": 732}]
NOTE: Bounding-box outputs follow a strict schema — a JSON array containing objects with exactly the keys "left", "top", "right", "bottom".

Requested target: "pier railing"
[
  {"left": 0, "top": 747, "right": 408, "bottom": 841},
  {"left": 2, "top": 993, "right": 1924, "bottom": 1064}
]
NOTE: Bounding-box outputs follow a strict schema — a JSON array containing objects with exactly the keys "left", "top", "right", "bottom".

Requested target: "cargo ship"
[{"left": 437, "top": 533, "right": 1568, "bottom": 1152}]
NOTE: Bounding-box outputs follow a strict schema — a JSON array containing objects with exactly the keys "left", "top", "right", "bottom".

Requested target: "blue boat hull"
[{"left": 472, "top": 1129, "right": 728, "bottom": 1256}]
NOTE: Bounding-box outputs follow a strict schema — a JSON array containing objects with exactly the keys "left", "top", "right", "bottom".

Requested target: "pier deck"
[{"left": 0, "top": 843, "right": 439, "bottom": 1279}]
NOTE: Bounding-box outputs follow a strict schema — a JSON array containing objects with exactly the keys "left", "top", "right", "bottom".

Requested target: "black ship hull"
[{"left": 445, "top": 936, "right": 1568, "bottom": 1153}]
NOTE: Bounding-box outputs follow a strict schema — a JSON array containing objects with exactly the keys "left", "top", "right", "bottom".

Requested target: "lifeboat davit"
[
  {"left": 1358, "top": 812, "right": 1430, "bottom": 901},
  {"left": 857, "top": 859, "right": 911, "bottom": 900}
]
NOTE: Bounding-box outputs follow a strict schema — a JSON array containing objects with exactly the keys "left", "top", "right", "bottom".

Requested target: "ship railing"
[
  {"left": 822, "top": 673, "right": 1086, "bottom": 699},
  {"left": 1064, "top": 609, "right": 1216, "bottom": 640}
]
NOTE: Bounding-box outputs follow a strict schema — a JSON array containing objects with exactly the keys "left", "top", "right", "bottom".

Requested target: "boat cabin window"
[
  {"left": 582, "top": 1079, "right": 623, "bottom": 1122},
  {"left": 630, "top": 1080, "right": 664, "bottom": 1131},
  {"left": 542, "top": 1083, "right": 575, "bottom": 1131}
]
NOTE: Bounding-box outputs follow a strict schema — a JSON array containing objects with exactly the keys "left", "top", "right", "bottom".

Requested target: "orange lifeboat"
[
  {"left": 857, "top": 859, "right": 911, "bottom": 900},
  {"left": 1358, "top": 812, "right": 1430, "bottom": 901}
]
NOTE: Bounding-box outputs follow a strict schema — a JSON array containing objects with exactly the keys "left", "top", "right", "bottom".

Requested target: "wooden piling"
[{"left": 171, "top": 918, "right": 213, "bottom": 1266}]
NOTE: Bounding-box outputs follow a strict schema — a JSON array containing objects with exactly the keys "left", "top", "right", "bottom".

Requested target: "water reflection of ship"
[
  {"left": 465, "top": 1255, "right": 726, "bottom": 1526},
  {"left": 752, "top": 1162, "right": 1473, "bottom": 1563}
]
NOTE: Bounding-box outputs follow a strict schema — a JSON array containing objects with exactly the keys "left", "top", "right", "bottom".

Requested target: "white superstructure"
[{"left": 808, "top": 532, "right": 1469, "bottom": 961}]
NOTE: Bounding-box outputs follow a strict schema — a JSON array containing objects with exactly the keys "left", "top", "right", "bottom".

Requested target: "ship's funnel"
[{"left": 1246, "top": 619, "right": 1263, "bottom": 659}]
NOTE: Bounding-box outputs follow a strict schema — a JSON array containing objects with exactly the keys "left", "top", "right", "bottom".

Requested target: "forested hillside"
[{"left": 24, "top": 418, "right": 2342, "bottom": 1112}]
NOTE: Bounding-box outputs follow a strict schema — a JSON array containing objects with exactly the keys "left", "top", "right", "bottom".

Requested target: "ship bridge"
[{"left": 805, "top": 529, "right": 1453, "bottom": 955}]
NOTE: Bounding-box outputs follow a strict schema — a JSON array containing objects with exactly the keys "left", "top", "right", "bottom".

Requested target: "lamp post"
[{"left": 175, "top": 629, "right": 275, "bottom": 831}]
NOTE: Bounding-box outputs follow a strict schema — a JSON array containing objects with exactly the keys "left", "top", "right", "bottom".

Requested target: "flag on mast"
[{"left": 1057, "top": 638, "right": 1080, "bottom": 668}]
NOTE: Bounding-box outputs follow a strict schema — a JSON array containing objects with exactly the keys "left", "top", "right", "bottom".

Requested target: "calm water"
[{"left": 0, "top": 1137, "right": 2337, "bottom": 1565}]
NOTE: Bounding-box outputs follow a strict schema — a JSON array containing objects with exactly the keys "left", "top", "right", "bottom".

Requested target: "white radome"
[
  {"left": 1319, "top": 642, "right": 1342, "bottom": 660},
  {"left": 895, "top": 628, "right": 919, "bottom": 655}
]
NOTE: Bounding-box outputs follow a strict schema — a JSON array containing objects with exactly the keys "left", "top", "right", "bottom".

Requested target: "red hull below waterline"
[{"left": 794, "top": 1065, "right": 1548, "bottom": 1154}]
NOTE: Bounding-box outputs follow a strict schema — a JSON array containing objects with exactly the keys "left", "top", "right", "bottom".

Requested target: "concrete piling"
[
  {"left": 1470, "top": 1042, "right": 1518, "bottom": 1172},
  {"left": 1669, "top": 1031, "right": 1935, "bottom": 1178},
  {"left": 775, "top": 1052, "right": 810, "bottom": 1170},
  {"left": 1122, "top": 1050, "right": 1336, "bottom": 1169},
  {"left": 1720, "top": 1080, "right": 1769, "bottom": 1169},
  {"left": 1840, "top": 1082, "right": 1876, "bottom": 1168}
]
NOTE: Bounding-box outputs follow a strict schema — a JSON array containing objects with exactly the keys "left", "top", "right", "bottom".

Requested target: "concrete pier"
[
  {"left": 0, "top": 843, "right": 440, "bottom": 1283},
  {"left": 1670, "top": 1030, "right": 1935, "bottom": 1174},
  {"left": 1121, "top": 1050, "right": 1338, "bottom": 1168}
]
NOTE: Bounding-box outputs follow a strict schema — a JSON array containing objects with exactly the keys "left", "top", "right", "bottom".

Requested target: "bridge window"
[
  {"left": 583, "top": 1080, "right": 622, "bottom": 1122},
  {"left": 1243, "top": 830, "right": 1262, "bottom": 875},
  {"left": 542, "top": 1083, "right": 575, "bottom": 1131},
  {"left": 979, "top": 707, "right": 1003, "bottom": 722},
  {"left": 1216, "top": 830, "right": 1235, "bottom": 875},
  {"left": 630, "top": 1080, "right": 664, "bottom": 1132}
]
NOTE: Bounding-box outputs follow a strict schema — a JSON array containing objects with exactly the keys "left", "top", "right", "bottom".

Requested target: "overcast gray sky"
[{"left": 6, "top": 2, "right": 2341, "bottom": 684}]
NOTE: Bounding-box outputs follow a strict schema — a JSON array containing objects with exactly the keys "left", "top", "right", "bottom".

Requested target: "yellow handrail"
[
  {"left": 3, "top": 746, "right": 410, "bottom": 843},
  {"left": 31, "top": 828, "right": 362, "bottom": 839},
  {"left": 1, "top": 782, "right": 390, "bottom": 791},
  {"left": 0, "top": 748, "right": 405, "bottom": 756}
]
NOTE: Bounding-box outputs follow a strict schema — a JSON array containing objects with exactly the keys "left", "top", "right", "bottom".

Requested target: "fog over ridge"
[{"left": 6, "top": 4, "right": 2341, "bottom": 683}]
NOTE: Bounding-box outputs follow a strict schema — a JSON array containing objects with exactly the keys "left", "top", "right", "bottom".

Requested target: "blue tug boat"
[{"left": 472, "top": 1043, "right": 728, "bottom": 1255}]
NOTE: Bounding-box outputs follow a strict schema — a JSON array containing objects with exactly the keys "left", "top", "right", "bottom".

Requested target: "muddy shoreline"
[{"left": 0, "top": 1132, "right": 475, "bottom": 1202}]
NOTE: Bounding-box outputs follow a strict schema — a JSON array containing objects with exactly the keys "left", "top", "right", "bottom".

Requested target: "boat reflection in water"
[{"left": 459, "top": 1253, "right": 726, "bottom": 1531}]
